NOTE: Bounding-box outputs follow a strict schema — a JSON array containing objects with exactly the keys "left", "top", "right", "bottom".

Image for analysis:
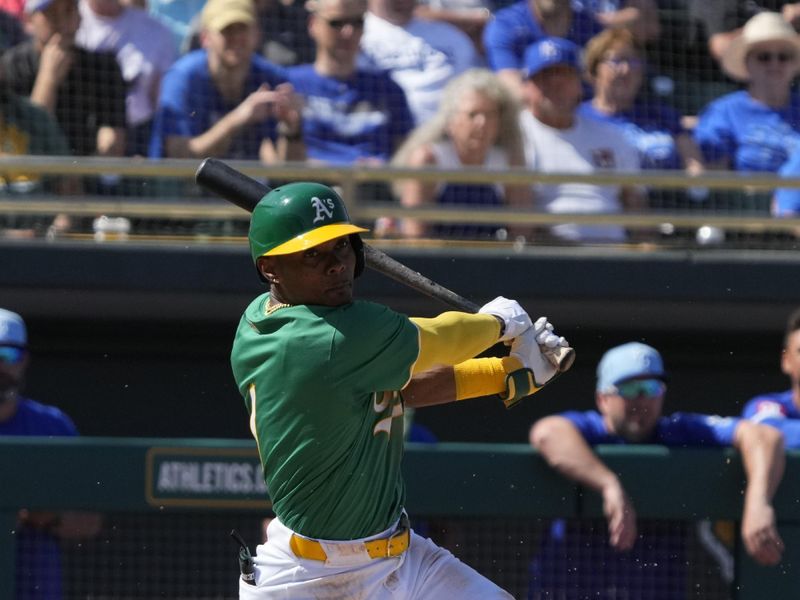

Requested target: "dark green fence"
[{"left": 1, "top": 438, "right": 798, "bottom": 599}]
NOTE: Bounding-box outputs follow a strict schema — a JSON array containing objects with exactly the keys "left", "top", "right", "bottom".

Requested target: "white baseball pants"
[{"left": 238, "top": 516, "right": 514, "bottom": 599}]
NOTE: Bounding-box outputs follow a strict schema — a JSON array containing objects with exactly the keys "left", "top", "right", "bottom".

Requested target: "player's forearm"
[
  {"left": 736, "top": 421, "right": 785, "bottom": 506},
  {"left": 737, "top": 421, "right": 785, "bottom": 566},
  {"left": 403, "top": 365, "right": 456, "bottom": 408},
  {"left": 410, "top": 312, "right": 500, "bottom": 374},
  {"left": 404, "top": 355, "right": 546, "bottom": 408},
  {"left": 531, "top": 416, "right": 621, "bottom": 494}
]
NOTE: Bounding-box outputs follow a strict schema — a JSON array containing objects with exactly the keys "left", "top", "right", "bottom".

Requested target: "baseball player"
[{"left": 230, "top": 182, "right": 570, "bottom": 599}]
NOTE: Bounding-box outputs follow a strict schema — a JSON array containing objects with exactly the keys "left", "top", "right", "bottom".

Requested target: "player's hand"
[
  {"left": 533, "top": 316, "right": 568, "bottom": 350},
  {"left": 478, "top": 296, "right": 532, "bottom": 342},
  {"left": 532, "top": 316, "right": 571, "bottom": 370},
  {"left": 510, "top": 319, "right": 568, "bottom": 386},
  {"left": 602, "top": 482, "right": 637, "bottom": 551},
  {"left": 741, "top": 500, "right": 784, "bottom": 565},
  {"left": 499, "top": 323, "right": 567, "bottom": 408}
]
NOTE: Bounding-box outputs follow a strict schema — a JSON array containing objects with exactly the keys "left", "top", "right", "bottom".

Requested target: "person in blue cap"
[
  {"left": 0, "top": 308, "right": 101, "bottom": 599},
  {"left": 528, "top": 341, "right": 786, "bottom": 598},
  {"left": 517, "top": 36, "right": 645, "bottom": 244}
]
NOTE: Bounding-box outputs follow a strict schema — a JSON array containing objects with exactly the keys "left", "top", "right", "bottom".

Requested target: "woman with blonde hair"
[{"left": 390, "top": 68, "right": 526, "bottom": 239}]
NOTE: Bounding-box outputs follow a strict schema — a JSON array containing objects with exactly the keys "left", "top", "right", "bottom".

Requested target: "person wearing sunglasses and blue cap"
[
  {"left": 528, "top": 341, "right": 786, "bottom": 597},
  {"left": 0, "top": 308, "right": 76, "bottom": 435},
  {"left": 0, "top": 308, "right": 104, "bottom": 600}
]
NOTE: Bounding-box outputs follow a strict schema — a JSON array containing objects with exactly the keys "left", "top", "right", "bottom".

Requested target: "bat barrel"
[{"left": 195, "top": 158, "right": 270, "bottom": 213}]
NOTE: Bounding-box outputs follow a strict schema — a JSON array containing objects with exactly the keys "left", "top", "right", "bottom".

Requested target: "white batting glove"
[
  {"left": 478, "top": 296, "right": 532, "bottom": 342},
  {"left": 509, "top": 328, "right": 558, "bottom": 388},
  {"left": 533, "top": 316, "right": 568, "bottom": 350},
  {"left": 501, "top": 318, "right": 570, "bottom": 408}
]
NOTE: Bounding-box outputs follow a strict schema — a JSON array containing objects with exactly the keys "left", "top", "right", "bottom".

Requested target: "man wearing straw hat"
[{"left": 694, "top": 11, "right": 800, "bottom": 173}]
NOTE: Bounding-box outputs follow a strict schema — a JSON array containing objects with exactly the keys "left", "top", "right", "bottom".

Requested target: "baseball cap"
[
  {"left": 596, "top": 342, "right": 667, "bottom": 392},
  {"left": 523, "top": 37, "right": 582, "bottom": 79},
  {"left": 201, "top": 0, "right": 256, "bottom": 32},
  {"left": 0, "top": 309, "right": 27, "bottom": 348}
]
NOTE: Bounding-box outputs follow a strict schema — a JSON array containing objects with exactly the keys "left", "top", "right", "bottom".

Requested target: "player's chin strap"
[
  {"left": 499, "top": 368, "right": 561, "bottom": 409},
  {"left": 231, "top": 529, "right": 256, "bottom": 586}
]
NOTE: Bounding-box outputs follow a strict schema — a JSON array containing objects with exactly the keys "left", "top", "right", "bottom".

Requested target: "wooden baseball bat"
[{"left": 194, "top": 158, "right": 575, "bottom": 373}]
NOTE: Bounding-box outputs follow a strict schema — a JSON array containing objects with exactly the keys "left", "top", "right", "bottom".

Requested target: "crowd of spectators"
[{"left": 3, "top": 0, "right": 800, "bottom": 240}]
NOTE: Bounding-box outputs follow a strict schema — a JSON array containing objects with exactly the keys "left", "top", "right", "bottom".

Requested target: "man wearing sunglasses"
[
  {"left": 0, "top": 308, "right": 75, "bottom": 435},
  {"left": 529, "top": 341, "right": 786, "bottom": 596},
  {"left": 286, "top": 0, "right": 414, "bottom": 170},
  {"left": 0, "top": 308, "right": 103, "bottom": 599}
]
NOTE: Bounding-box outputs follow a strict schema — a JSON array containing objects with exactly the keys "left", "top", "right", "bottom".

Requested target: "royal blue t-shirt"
[
  {"left": 742, "top": 389, "right": 800, "bottom": 448},
  {"left": 286, "top": 65, "right": 414, "bottom": 164},
  {"left": 562, "top": 409, "right": 739, "bottom": 446},
  {"left": 529, "top": 408, "right": 740, "bottom": 599},
  {"left": 149, "top": 49, "right": 288, "bottom": 159},
  {"left": 773, "top": 148, "right": 800, "bottom": 215},
  {"left": 3, "top": 397, "right": 78, "bottom": 600},
  {"left": 693, "top": 90, "right": 800, "bottom": 172},
  {"left": 0, "top": 397, "right": 78, "bottom": 436},
  {"left": 483, "top": 1, "right": 601, "bottom": 72},
  {"left": 578, "top": 99, "right": 684, "bottom": 170}
]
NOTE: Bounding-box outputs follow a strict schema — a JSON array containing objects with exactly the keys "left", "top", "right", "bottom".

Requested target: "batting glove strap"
[
  {"left": 509, "top": 329, "right": 555, "bottom": 382},
  {"left": 478, "top": 296, "right": 533, "bottom": 342},
  {"left": 499, "top": 368, "right": 542, "bottom": 409}
]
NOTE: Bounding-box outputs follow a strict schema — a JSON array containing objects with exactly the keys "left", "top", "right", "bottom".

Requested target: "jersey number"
[{"left": 372, "top": 390, "right": 403, "bottom": 438}]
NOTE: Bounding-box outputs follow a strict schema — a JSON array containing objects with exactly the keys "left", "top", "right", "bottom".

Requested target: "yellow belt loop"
[{"left": 289, "top": 534, "right": 328, "bottom": 561}]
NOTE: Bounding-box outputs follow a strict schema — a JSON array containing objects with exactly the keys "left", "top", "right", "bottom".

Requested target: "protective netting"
[{"left": 15, "top": 512, "right": 735, "bottom": 599}]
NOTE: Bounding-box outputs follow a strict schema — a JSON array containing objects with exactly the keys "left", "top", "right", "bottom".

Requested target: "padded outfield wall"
[{"left": 0, "top": 439, "right": 798, "bottom": 599}]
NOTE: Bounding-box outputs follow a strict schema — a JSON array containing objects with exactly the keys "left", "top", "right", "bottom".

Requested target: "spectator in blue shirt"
[
  {"left": 579, "top": 27, "right": 708, "bottom": 205},
  {"left": 772, "top": 145, "right": 800, "bottom": 215},
  {"left": 0, "top": 308, "right": 102, "bottom": 599},
  {"left": 742, "top": 307, "right": 800, "bottom": 447},
  {"left": 580, "top": 27, "right": 704, "bottom": 174},
  {"left": 694, "top": 11, "right": 800, "bottom": 173},
  {"left": 529, "top": 342, "right": 785, "bottom": 597},
  {"left": 286, "top": 0, "right": 414, "bottom": 166},
  {"left": 482, "top": 0, "right": 602, "bottom": 98},
  {"left": 148, "top": 0, "right": 304, "bottom": 164}
]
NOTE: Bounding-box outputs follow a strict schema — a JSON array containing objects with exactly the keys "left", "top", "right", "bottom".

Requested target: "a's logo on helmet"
[{"left": 310, "top": 196, "right": 336, "bottom": 223}]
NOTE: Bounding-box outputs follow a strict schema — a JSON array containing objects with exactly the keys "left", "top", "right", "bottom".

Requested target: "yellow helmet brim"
[{"left": 261, "top": 223, "right": 369, "bottom": 256}]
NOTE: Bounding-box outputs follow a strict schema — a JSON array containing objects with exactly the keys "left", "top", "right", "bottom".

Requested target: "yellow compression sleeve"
[
  {"left": 453, "top": 356, "right": 525, "bottom": 400},
  {"left": 410, "top": 312, "right": 501, "bottom": 375}
]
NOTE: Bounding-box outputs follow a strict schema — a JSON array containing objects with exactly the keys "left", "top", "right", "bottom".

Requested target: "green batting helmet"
[{"left": 249, "top": 182, "right": 368, "bottom": 276}]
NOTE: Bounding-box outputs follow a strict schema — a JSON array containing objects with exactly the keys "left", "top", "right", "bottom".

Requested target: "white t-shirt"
[
  {"left": 359, "top": 13, "right": 478, "bottom": 125},
  {"left": 520, "top": 110, "right": 640, "bottom": 242},
  {"left": 77, "top": 1, "right": 177, "bottom": 126}
]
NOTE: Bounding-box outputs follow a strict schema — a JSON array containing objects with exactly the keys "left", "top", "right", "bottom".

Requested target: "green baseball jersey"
[{"left": 231, "top": 294, "right": 420, "bottom": 540}]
